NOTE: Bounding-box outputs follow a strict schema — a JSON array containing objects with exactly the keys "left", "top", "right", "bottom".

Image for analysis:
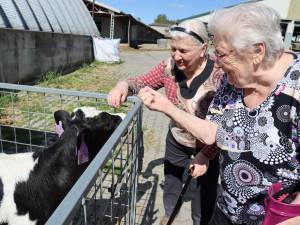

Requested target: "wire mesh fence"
[{"left": 0, "top": 83, "right": 144, "bottom": 225}]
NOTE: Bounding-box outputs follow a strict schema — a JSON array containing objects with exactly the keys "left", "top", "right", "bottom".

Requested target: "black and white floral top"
[{"left": 206, "top": 53, "right": 300, "bottom": 224}]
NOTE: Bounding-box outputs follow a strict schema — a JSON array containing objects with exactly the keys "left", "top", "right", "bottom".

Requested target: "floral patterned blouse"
[
  {"left": 125, "top": 55, "right": 223, "bottom": 159},
  {"left": 206, "top": 53, "right": 300, "bottom": 224}
]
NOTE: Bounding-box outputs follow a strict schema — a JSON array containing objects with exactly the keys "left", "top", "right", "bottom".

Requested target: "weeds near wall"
[{"left": 36, "top": 70, "right": 62, "bottom": 86}]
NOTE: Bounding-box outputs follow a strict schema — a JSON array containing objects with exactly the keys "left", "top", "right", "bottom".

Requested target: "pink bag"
[{"left": 263, "top": 182, "right": 300, "bottom": 225}]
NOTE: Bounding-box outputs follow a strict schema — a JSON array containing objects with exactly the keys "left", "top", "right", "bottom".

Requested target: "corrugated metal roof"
[{"left": 0, "top": 0, "right": 100, "bottom": 36}]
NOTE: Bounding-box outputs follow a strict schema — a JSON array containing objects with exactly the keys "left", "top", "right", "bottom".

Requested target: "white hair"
[
  {"left": 170, "top": 18, "right": 209, "bottom": 55},
  {"left": 208, "top": 2, "right": 285, "bottom": 66}
]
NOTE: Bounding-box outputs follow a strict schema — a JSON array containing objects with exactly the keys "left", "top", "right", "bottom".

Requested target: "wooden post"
[
  {"left": 92, "top": 0, "right": 95, "bottom": 18},
  {"left": 127, "top": 18, "right": 131, "bottom": 47}
]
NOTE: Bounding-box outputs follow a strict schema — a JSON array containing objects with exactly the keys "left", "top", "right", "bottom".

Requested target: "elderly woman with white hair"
[
  {"left": 138, "top": 2, "right": 300, "bottom": 225},
  {"left": 108, "top": 18, "right": 223, "bottom": 225}
]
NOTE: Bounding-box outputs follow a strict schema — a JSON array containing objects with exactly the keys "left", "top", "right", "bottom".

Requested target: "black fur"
[{"left": 6, "top": 109, "right": 122, "bottom": 225}]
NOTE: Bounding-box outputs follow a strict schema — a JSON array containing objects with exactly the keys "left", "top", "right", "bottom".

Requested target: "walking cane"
[{"left": 167, "top": 168, "right": 194, "bottom": 225}]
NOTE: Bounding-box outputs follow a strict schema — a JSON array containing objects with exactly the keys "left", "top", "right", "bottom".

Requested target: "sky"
[{"left": 96, "top": 0, "right": 249, "bottom": 25}]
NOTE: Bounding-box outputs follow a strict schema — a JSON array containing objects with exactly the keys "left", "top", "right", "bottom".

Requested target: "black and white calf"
[{"left": 0, "top": 107, "right": 125, "bottom": 225}]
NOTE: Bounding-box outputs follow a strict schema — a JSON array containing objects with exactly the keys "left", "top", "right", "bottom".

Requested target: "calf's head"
[{"left": 54, "top": 107, "right": 124, "bottom": 164}]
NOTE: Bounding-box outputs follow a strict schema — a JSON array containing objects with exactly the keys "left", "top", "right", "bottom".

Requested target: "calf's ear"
[{"left": 54, "top": 110, "right": 71, "bottom": 128}]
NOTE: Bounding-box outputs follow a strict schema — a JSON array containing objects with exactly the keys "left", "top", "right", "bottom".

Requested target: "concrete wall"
[{"left": 0, "top": 28, "right": 93, "bottom": 84}]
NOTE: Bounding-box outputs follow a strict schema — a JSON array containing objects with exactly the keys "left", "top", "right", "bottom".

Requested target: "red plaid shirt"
[{"left": 126, "top": 56, "right": 222, "bottom": 160}]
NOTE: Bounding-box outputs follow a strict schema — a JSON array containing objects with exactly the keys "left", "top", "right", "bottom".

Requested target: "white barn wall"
[
  {"left": 260, "top": 0, "right": 291, "bottom": 19},
  {"left": 195, "top": 0, "right": 293, "bottom": 24}
]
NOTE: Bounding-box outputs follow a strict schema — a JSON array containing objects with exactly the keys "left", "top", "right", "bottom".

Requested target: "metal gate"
[{"left": 0, "top": 83, "right": 144, "bottom": 225}]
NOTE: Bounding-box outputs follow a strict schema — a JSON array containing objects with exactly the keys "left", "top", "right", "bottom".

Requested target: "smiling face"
[
  {"left": 214, "top": 36, "right": 255, "bottom": 88},
  {"left": 171, "top": 37, "right": 205, "bottom": 74}
]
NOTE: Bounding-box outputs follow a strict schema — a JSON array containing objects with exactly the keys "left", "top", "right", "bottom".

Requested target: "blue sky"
[{"left": 96, "top": 0, "right": 249, "bottom": 25}]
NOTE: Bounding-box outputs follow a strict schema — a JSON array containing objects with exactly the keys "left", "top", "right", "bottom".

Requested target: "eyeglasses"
[{"left": 213, "top": 49, "right": 235, "bottom": 65}]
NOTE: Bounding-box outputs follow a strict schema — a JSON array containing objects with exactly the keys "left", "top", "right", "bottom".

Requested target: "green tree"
[{"left": 154, "top": 14, "right": 176, "bottom": 24}]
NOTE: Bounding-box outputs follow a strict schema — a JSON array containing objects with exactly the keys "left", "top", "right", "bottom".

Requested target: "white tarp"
[{"left": 93, "top": 37, "right": 120, "bottom": 63}]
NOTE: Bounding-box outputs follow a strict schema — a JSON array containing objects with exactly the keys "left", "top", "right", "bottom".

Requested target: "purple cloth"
[
  {"left": 77, "top": 134, "right": 89, "bottom": 165},
  {"left": 56, "top": 121, "right": 64, "bottom": 137}
]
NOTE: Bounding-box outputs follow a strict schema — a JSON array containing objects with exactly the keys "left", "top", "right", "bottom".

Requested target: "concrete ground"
[{"left": 115, "top": 45, "right": 197, "bottom": 225}]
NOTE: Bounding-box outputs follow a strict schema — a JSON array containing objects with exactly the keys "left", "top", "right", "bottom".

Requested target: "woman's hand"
[
  {"left": 138, "top": 86, "right": 175, "bottom": 115},
  {"left": 108, "top": 81, "right": 129, "bottom": 109},
  {"left": 189, "top": 152, "right": 209, "bottom": 178}
]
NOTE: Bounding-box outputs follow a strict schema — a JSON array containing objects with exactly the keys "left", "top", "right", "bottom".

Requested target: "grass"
[
  {"left": 0, "top": 58, "right": 132, "bottom": 158},
  {"left": 0, "top": 93, "right": 19, "bottom": 113},
  {"left": 35, "top": 60, "right": 124, "bottom": 94}
]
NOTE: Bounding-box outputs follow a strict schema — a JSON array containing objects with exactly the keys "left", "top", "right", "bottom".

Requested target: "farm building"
[
  {"left": 149, "top": 23, "right": 172, "bottom": 36},
  {"left": 83, "top": 0, "right": 164, "bottom": 46},
  {"left": 0, "top": 0, "right": 164, "bottom": 84},
  {"left": 0, "top": 0, "right": 99, "bottom": 84},
  {"left": 177, "top": 0, "right": 300, "bottom": 50}
]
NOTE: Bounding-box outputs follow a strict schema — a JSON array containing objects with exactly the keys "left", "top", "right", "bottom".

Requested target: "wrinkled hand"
[
  {"left": 138, "top": 86, "right": 174, "bottom": 115},
  {"left": 189, "top": 152, "right": 209, "bottom": 178},
  {"left": 107, "top": 81, "right": 129, "bottom": 109}
]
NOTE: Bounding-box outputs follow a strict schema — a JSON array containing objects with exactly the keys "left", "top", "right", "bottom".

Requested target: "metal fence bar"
[
  {"left": 0, "top": 83, "right": 139, "bottom": 103},
  {"left": 11, "top": 91, "right": 17, "bottom": 153},
  {"left": 44, "top": 95, "right": 143, "bottom": 225},
  {"left": 0, "top": 83, "right": 143, "bottom": 225},
  {"left": 26, "top": 91, "right": 33, "bottom": 152}
]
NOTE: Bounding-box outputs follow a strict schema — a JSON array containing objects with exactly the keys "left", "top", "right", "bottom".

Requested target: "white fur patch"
[
  {"left": 0, "top": 153, "right": 38, "bottom": 225},
  {"left": 72, "top": 106, "right": 103, "bottom": 119},
  {"left": 72, "top": 106, "right": 126, "bottom": 120}
]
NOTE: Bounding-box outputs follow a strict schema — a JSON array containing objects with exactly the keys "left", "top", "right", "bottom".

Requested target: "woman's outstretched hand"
[
  {"left": 108, "top": 81, "right": 129, "bottom": 109},
  {"left": 138, "top": 86, "right": 174, "bottom": 115}
]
